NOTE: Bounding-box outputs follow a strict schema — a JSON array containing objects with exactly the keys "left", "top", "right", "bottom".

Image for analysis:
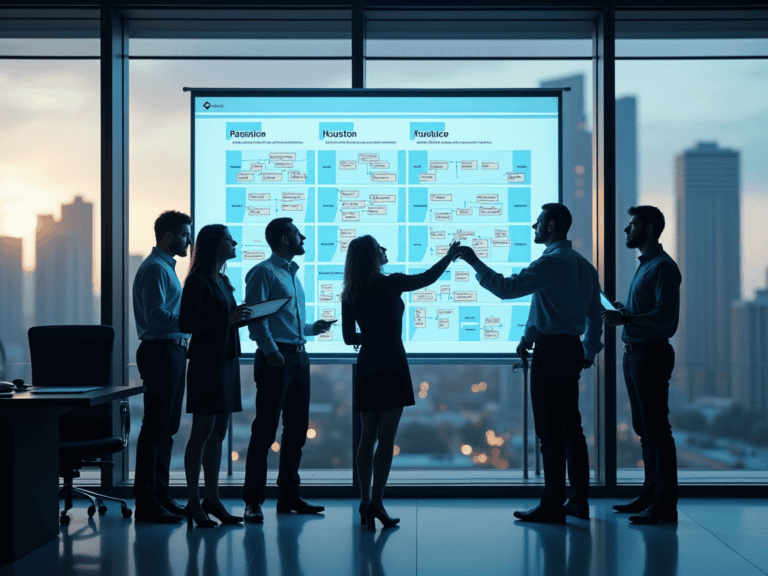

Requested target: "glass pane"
[
  {"left": 367, "top": 39, "right": 592, "bottom": 58},
  {"left": 129, "top": 39, "right": 351, "bottom": 58},
  {"left": 367, "top": 60, "right": 598, "bottom": 481},
  {"left": 616, "top": 59, "right": 768, "bottom": 482},
  {"left": 0, "top": 38, "right": 99, "bottom": 57},
  {"left": 128, "top": 58, "right": 352, "bottom": 482},
  {"left": 617, "top": 38, "right": 768, "bottom": 58},
  {"left": 0, "top": 60, "right": 100, "bottom": 375}
]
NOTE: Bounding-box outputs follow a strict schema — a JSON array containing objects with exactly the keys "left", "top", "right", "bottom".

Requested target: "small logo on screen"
[{"left": 203, "top": 102, "right": 211, "bottom": 109}]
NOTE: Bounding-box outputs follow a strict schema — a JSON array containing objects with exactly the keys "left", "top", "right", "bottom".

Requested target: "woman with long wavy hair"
[
  {"left": 341, "top": 235, "right": 460, "bottom": 529},
  {"left": 179, "top": 224, "right": 253, "bottom": 526}
]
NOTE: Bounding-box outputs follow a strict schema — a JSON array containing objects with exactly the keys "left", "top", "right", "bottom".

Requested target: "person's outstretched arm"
[{"left": 388, "top": 241, "right": 460, "bottom": 293}]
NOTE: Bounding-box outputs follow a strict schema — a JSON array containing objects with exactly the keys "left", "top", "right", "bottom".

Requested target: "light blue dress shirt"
[
  {"left": 471, "top": 240, "right": 604, "bottom": 362},
  {"left": 132, "top": 247, "right": 189, "bottom": 341},
  {"left": 245, "top": 253, "right": 315, "bottom": 354}
]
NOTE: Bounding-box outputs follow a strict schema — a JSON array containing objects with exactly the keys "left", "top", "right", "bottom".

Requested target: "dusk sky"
[{"left": 1, "top": 54, "right": 766, "bottom": 297}]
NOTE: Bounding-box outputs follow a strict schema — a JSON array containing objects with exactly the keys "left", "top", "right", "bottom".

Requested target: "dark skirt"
[
  {"left": 355, "top": 368, "right": 415, "bottom": 412},
  {"left": 186, "top": 356, "right": 242, "bottom": 415}
]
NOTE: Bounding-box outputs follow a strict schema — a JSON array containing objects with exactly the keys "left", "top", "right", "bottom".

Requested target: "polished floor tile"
[{"left": 2, "top": 498, "right": 767, "bottom": 576}]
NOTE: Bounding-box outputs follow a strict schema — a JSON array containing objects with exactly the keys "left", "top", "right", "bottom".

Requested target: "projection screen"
[{"left": 186, "top": 89, "right": 562, "bottom": 358}]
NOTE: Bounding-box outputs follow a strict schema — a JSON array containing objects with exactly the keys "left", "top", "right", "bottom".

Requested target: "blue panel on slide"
[
  {"left": 229, "top": 225, "right": 243, "bottom": 263},
  {"left": 228, "top": 267, "right": 243, "bottom": 304},
  {"left": 305, "top": 151, "right": 315, "bottom": 185},
  {"left": 305, "top": 187, "right": 315, "bottom": 222},
  {"left": 318, "top": 188, "right": 338, "bottom": 222},
  {"left": 507, "top": 226, "right": 531, "bottom": 262},
  {"left": 513, "top": 150, "right": 531, "bottom": 184},
  {"left": 398, "top": 187, "right": 406, "bottom": 222},
  {"left": 318, "top": 151, "right": 336, "bottom": 184},
  {"left": 318, "top": 226, "right": 337, "bottom": 261},
  {"left": 508, "top": 187, "right": 532, "bottom": 223},
  {"left": 459, "top": 307, "right": 481, "bottom": 341},
  {"left": 303, "top": 225, "right": 315, "bottom": 261},
  {"left": 409, "top": 151, "right": 428, "bottom": 185},
  {"left": 226, "top": 151, "right": 242, "bottom": 185},
  {"left": 510, "top": 306, "right": 530, "bottom": 341},
  {"left": 304, "top": 265, "right": 315, "bottom": 303},
  {"left": 409, "top": 226, "right": 428, "bottom": 262},
  {"left": 408, "top": 188, "right": 428, "bottom": 222},
  {"left": 398, "top": 226, "right": 407, "bottom": 262},
  {"left": 226, "top": 188, "right": 246, "bottom": 223}
]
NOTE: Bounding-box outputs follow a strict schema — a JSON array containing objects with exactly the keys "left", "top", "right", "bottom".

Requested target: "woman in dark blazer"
[
  {"left": 179, "top": 224, "right": 253, "bottom": 526},
  {"left": 341, "top": 235, "right": 460, "bottom": 529}
]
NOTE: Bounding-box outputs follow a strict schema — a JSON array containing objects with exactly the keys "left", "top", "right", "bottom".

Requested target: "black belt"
[
  {"left": 145, "top": 338, "right": 187, "bottom": 347},
  {"left": 623, "top": 339, "right": 667, "bottom": 353},
  {"left": 275, "top": 341, "right": 305, "bottom": 353}
]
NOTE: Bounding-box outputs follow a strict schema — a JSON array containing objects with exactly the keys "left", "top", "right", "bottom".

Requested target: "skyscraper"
[
  {"left": 675, "top": 142, "right": 740, "bottom": 400},
  {"left": 615, "top": 96, "right": 638, "bottom": 303},
  {"left": 0, "top": 236, "right": 25, "bottom": 371},
  {"left": 540, "top": 74, "right": 593, "bottom": 256},
  {"left": 731, "top": 269, "right": 768, "bottom": 416},
  {"left": 35, "top": 195, "right": 95, "bottom": 326}
]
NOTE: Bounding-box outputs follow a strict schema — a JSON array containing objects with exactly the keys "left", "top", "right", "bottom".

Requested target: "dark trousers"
[
  {"left": 134, "top": 340, "right": 186, "bottom": 506},
  {"left": 623, "top": 340, "right": 678, "bottom": 508},
  {"left": 530, "top": 334, "right": 590, "bottom": 508},
  {"left": 243, "top": 347, "right": 311, "bottom": 504}
]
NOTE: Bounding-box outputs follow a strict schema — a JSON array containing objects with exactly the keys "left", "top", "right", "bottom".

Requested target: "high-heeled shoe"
[
  {"left": 185, "top": 503, "right": 218, "bottom": 528},
  {"left": 359, "top": 501, "right": 369, "bottom": 525},
  {"left": 365, "top": 503, "right": 399, "bottom": 529},
  {"left": 202, "top": 498, "right": 243, "bottom": 524}
]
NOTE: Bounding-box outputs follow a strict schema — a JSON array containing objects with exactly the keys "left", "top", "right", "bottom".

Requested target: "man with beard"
[
  {"left": 242, "top": 217, "right": 335, "bottom": 523},
  {"left": 604, "top": 205, "right": 681, "bottom": 524},
  {"left": 457, "top": 203, "right": 603, "bottom": 524},
  {"left": 133, "top": 210, "right": 193, "bottom": 522}
]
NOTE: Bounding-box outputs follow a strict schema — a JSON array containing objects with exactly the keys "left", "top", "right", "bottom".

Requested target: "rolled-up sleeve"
[{"left": 245, "top": 267, "right": 278, "bottom": 354}]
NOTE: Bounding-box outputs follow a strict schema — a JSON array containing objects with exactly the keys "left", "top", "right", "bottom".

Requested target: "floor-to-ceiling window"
[{"left": 614, "top": 13, "right": 768, "bottom": 485}]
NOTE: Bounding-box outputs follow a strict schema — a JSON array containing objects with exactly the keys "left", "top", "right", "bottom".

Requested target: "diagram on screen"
[
  {"left": 408, "top": 187, "right": 532, "bottom": 224},
  {"left": 226, "top": 187, "right": 316, "bottom": 223},
  {"left": 409, "top": 151, "right": 531, "bottom": 185},
  {"left": 318, "top": 187, "right": 407, "bottom": 223},
  {"left": 227, "top": 150, "right": 316, "bottom": 185},
  {"left": 319, "top": 151, "right": 406, "bottom": 185},
  {"left": 317, "top": 225, "right": 406, "bottom": 263}
]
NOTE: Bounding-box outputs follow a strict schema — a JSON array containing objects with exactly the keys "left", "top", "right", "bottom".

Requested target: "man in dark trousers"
[
  {"left": 242, "top": 217, "right": 335, "bottom": 523},
  {"left": 604, "top": 205, "right": 681, "bottom": 524},
  {"left": 132, "top": 210, "right": 193, "bottom": 522},
  {"left": 457, "top": 203, "right": 603, "bottom": 524}
]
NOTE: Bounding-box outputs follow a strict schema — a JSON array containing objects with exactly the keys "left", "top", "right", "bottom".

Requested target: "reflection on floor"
[{"left": 3, "top": 498, "right": 768, "bottom": 576}]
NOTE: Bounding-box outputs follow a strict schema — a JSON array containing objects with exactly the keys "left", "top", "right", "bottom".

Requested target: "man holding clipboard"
[{"left": 241, "top": 217, "right": 335, "bottom": 523}]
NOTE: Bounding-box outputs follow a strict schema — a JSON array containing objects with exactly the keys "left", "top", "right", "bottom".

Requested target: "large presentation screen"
[{"left": 189, "top": 89, "right": 561, "bottom": 357}]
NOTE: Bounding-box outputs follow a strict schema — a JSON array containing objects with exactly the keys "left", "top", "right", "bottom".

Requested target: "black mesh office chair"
[{"left": 28, "top": 325, "right": 132, "bottom": 525}]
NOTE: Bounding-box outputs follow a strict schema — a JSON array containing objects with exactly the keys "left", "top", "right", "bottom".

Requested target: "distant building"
[
  {"left": 675, "top": 142, "right": 740, "bottom": 400},
  {"left": 731, "top": 269, "right": 768, "bottom": 416},
  {"left": 615, "top": 96, "right": 638, "bottom": 303},
  {"left": 0, "top": 236, "right": 25, "bottom": 368},
  {"left": 35, "top": 195, "right": 95, "bottom": 326},
  {"left": 540, "top": 74, "right": 593, "bottom": 256}
]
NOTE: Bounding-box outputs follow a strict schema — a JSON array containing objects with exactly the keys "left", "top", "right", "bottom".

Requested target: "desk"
[{"left": 0, "top": 385, "right": 144, "bottom": 565}]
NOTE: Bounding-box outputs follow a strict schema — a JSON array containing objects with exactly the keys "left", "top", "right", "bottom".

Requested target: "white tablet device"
[
  {"left": 243, "top": 296, "right": 292, "bottom": 320},
  {"left": 600, "top": 291, "right": 617, "bottom": 311}
]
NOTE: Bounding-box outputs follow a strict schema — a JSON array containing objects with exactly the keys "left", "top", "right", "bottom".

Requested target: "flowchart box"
[
  {"left": 456, "top": 208, "right": 473, "bottom": 216},
  {"left": 342, "top": 212, "right": 360, "bottom": 221},
  {"left": 274, "top": 162, "right": 293, "bottom": 168},
  {"left": 283, "top": 192, "right": 306, "bottom": 200},
  {"left": 359, "top": 153, "right": 379, "bottom": 162},
  {"left": 434, "top": 212, "right": 452, "bottom": 221},
  {"left": 455, "top": 271, "right": 470, "bottom": 282},
  {"left": 414, "top": 292, "right": 436, "bottom": 302},
  {"left": 370, "top": 162, "right": 390, "bottom": 169},
  {"left": 371, "top": 173, "right": 397, "bottom": 182},
  {"left": 250, "top": 163, "right": 265, "bottom": 172},
  {"left": 419, "top": 173, "right": 436, "bottom": 182},
  {"left": 339, "top": 229, "right": 356, "bottom": 239},
  {"left": 430, "top": 194, "right": 452, "bottom": 202},
  {"left": 438, "top": 318, "right": 450, "bottom": 329},
  {"left": 261, "top": 172, "right": 282, "bottom": 182},
  {"left": 249, "top": 192, "right": 270, "bottom": 201},
  {"left": 429, "top": 161, "right": 449, "bottom": 170},
  {"left": 482, "top": 162, "right": 499, "bottom": 170},
  {"left": 370, "top": 194, "right": 396, "bottom": 203},
  {"left": 454, "top": 291, "right": 477, "bottom": 302},
  {"left": 282, "top": 204, "right": 303, "bottom": 211},
  {"left": 430, "top": 230, "right": 445, "bottom": 239},
  {"left": 368, "top": 206, "right": 387, "bottom": 215},
  {"left": 461, "top": 161, "right": 478, "bottom": 170},
  {"left": 242, "top": 251, "right": 266, "bottom": 260},
  {"left": 477, "top": 194, "right": 499, "bottom": 203},
  {"left": 508, "top": 173, "right": 525, "bottom": 183},
  {"left": 340, "top": 161, "right": 357, "bottom": 170},
  {"left": 237, "top": 172, "right": 255, "bottom": 182},
  {"left": 270, "top": 153, "right": 296, "bottom": 161},
  {"left": 342, "top": 201, "right": 366, "bottom": 209},
  {"left": 248, "top": 207, "right": 270, "bottom": 216},
  {"left": 289, "top": 172, "right": 307, "bottom": 183},
  {"left": 340, "top": 190, "right": 359, "bottom": 198}
]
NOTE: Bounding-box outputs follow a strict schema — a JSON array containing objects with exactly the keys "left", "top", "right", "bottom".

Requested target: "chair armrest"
[{"left": 119, "top": 400, "right": 130, "bottom": 447}]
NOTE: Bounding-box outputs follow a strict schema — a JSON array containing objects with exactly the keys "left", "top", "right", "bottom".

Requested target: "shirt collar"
[
  {"left": 543, "top": 239, "right": 572, "bottom": 254},
  {"left": 638, "top": 243, "right": 663, "bottom": 263},
  {"left": 151, "top": 247, "right": 176, "bottom": 269},
  {"left": 269, "top": 252, "right": 299, "bottom": 272}
]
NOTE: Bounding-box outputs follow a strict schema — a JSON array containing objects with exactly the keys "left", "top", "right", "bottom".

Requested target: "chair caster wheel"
[
  {"left": 60, "top": 514, "right": 71, "bottom": 525},
  {"left": 98, "top": 505, "right": 108, "bottom": 515},
  {"left": 121, "top": 506, "right": 132, "bottom": 518},
  {"left": 87, "top": 505, "right": 96, "bottom": 517}
]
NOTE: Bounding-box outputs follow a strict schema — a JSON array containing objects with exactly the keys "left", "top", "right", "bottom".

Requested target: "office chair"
[{"left": 28, "top": 325, "right": 133, "bottom": 525}]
